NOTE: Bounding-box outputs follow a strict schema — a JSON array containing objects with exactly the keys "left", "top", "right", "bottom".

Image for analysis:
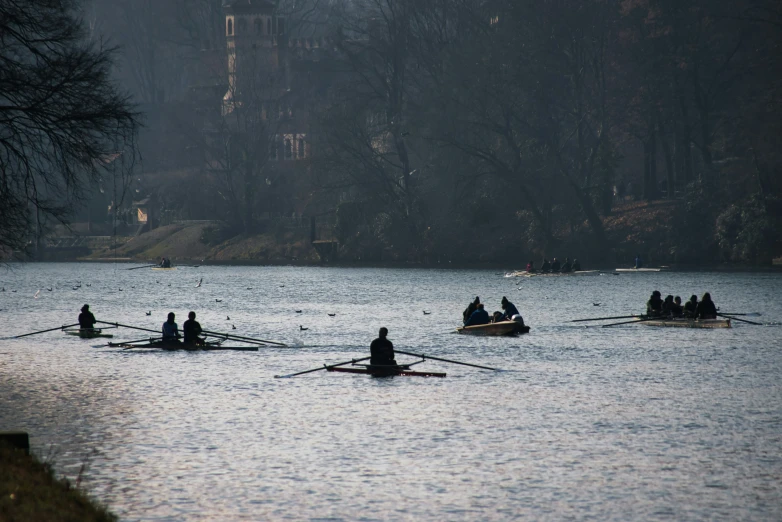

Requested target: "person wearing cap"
[
  {"left": 500, "top": 296, "right": 524, "bottom": 325},
  {"left": 646, "top": 290, "right": 663, "bottom": 317},
  {"left": 463, "top": 296, "right": 480, "bottom": 325},
  {"left": 465, "top": 303, "right": 490, "bottom": 326},
  {"left": 162, "top": 312, "right": 180, "bottom": 342},
  {"left": 370, "top": 327, "right": 396, "bottom": 366},
  {"left": 78, "top": 304, "right": 97, "bottom": 330},
  {"left": 183, "top": 311, "right": 204, "bottom": 345}
]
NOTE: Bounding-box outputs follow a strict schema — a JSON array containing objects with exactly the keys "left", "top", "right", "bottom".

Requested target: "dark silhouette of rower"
[
  {"left": 78, "top": 304, "right": 96, "bottom": 330},
  {"left": 370, "top": 327, "right": 396, "bottom": 366},
  {"left": 183, "top": 311, "right": 204, "bottom": 345}
]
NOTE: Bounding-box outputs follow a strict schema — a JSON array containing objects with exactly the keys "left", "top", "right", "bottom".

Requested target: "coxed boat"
[
  {"left": 641, "top": 318, "right": 731, "bottom": 328},
  {"left": 64, "top": 328, "right": 114, "bottom": 339},
  {"left": 107, "top": 340, "right": 258, "bottom": 351},
  {"left": 505, "top": 270, "right": 602, "bottom": 278},
  {"left": 457, "top": 321, "right": 530, "bottom": 336},
  {"left": 327, "top": 364, "right": 446, "bottom": 378}
]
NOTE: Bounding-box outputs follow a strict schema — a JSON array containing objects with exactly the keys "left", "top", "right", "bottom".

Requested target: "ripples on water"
[{"left": 1, "top": 263, "right": 781, "bottom": 520}]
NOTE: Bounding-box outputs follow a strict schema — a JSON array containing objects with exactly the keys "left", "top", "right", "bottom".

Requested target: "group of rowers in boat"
[
  {"left": 78, "top": 305, "right": 205, "bottom": 344},
  {"left": 646, "top": 290, "right": 718, "bottom": 319},
  {"left": 525, "top": 257, "right": 582, "bottom": 273},
  {"left": 462, "top": 296, "right": 525, "bottom": 326}
]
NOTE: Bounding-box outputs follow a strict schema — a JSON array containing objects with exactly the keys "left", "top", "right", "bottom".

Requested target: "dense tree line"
[{"left": 314, "top": 0, "right": 782, "bottom": 264}]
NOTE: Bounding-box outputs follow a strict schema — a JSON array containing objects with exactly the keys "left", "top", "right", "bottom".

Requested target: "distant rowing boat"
[
  {"left": 505, "top": 270, "right": 602, "bottom": 277},
  {"left": 641, "top": 318, "right": 731, "bottom": 328},
  {"left": 151, "top": 267, "right": 177, "bottom": 271},
  {"left": 457, "top": 321, "right": 530, "bottom": 336},
  {"left": 615, "top": 267, "right": 665, "bottom": 273},
  {"left": 107, "top": 340, "right": 258, "bottom": 351},
  {"left": 64, "top": 328, "right": 114, "bottom": 339},
  {"left": 327, "top": 364, "right": 446, "bottom": 378}
]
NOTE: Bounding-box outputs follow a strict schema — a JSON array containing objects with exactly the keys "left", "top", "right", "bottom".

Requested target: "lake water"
[{"left": 1, "top": 263, "right": 781, "bottom": 521}]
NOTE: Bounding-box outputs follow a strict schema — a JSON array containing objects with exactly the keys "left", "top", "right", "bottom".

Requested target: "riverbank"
[{"left": 0, "top": 443, "right": 116, "bottom": 522}]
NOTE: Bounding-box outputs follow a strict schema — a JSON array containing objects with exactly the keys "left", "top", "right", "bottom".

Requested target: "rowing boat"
[
  {"left": 505, "top": 270, "right": 601, "bottom": 278},
  {"left": 151, "top": 267, "right": 176, "bottom": 271},
  {"left": 457, "top": 321, "right": 530, "bottom": 336},
  {"left": 615, "top": 267, "right": 665, "bottom": 273},
  {"left": 64, "top": 328, "right": 114, "bottom": 339},
  {"left": 327, "top": 365, "right": 446, "bottom": 378},
  {"left": 107, "top": 340, "right": 258, "bottom": 351},
  {"left": 641, "top": 318, "right": 731, "bottom": 328}
]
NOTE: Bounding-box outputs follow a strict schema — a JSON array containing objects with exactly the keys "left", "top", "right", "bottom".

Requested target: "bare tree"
[{"left": 0, "top": 0, "right": 139, "bottom": 254}]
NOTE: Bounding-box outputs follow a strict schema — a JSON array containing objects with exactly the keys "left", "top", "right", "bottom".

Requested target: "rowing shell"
[
  {"left": 327, "top": 366, "right": 446, "bottom": 378},
  {"left": 614, "top": 268, "right": 664, "bottom": 273},
  {"left": 505, "top": 270, "right": 602, "bottom": 278},
  {"left": 457, "top": 321, "right": 530, "bottom": 336},
  {"left": 641, "top": 318, "right": 731, "bottom": 329},
  {"left": 108, "top": 340, "right": 257, "bottom": 351},
  {"left": 151, "top": 267, "right": 177, "bottom": 271},
  {"left": 64, "top": 328, "right": 114, "bottom": 339}
]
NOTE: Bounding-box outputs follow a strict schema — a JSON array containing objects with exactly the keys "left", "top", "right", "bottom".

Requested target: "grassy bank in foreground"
[{"left": 0, "top": 444, "right": 116, "bottom": 522}]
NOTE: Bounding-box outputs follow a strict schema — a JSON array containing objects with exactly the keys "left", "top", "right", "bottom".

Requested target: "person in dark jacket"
[
  {"left": 540, "top": 259, "right": 551, "bottom": 273},
  {"left": 646, "top": 290, "right": 663, "bottom": 317},
  {"left": 183, "top": 311, "right": 204, "bottom": 345},
  {"left": 560, "top": 258, "right": 572, "bottom": 273},
  {"left": 370, "top": 327, "right": 396, "bottom": 365},
  {"left": 634, "top": 254, "right": 643, "bottom": 269},
  {"left": 662, "top": 295, "right": 675, "bottom": 316},
  {"left": 501, "top": 296, "right": 524, "bottom": 326},
  {"left": 572, "top": 259, "right": 582, "bottom": 272},
  {"left": 78, "top": 304, "right": 96, "bottom": 330},
  {"left": 526, "top": 261, "right": 536, "bottom": 273},
  {"left": 551, "top": 258, "right": 561, "bottom": 272},
  {"left": 683, "top": 295, "right": 698, "bottom": 318},
  {"left": 696, "top": 292, "right": 718, "bottom": 319},
  {"left": 465, "top": 303, "right": 490, "bottom": 326},
  {"left": 672, "top": 296, "right": 684, "bottom": 317},
  {"left": 463, "top": 296, "right": 481, "bottom": 325}
]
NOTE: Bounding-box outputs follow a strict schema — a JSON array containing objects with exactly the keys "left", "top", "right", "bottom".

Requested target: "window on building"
[
  {"left": 255, "top": 18, "right": 262, "bottom": 34},
  {"left": 267, "top": 18, "right": 272, "bottom": 35},
  {"left": 284, "top": 138, "right": 292, "bottom": 159},
  {"left": 298, "top": 137, "right": 305, "bottom": 158},
  {"left": 238, "top": 18, "right": 247, "bottom": 34},
  {"left": 278, "top": 17, "right": 285, "bottom": 35},
  {"left": 227, "top": 19, "right": 233, "bottom": 36}
]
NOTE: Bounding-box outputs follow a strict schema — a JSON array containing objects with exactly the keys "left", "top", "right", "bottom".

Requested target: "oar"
[
  {"left": 13, "top": 323, "right": 81, "bottom": 339},
  {"left": 274, "top": 356, "right": 372, "bottom": 378},
  {"left": 126, "top": 264, "right": 157, "bottom": 271},
  {"left": 717, "top": 313, "right": 762, "bottom": 326},
  {"left": 109, "top": 337, "right": 161, "bottom": 346},
  {"left": 96, "top": 320, "right": 160, "bottom": 335},
  {"left": 601, "top": 317, "right": 656, "bottom": 327},
  {"left": 569, "top": 315, "right": 641, "bottom": 323},
  {"left": 395, "top": 350, "right": 500, "bottom": 371},
  {"left": 202, "top": 332, "right": 268, "bottom": 346},
  {"left": 718, "top": 312, "right": 762, "bottom": 317},
  {"left": 202, "top": 329, "right": 287, "bottom": 347}
]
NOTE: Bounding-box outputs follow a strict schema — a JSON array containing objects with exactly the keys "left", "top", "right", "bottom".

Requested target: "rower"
[
  {"left": 560, "top": 257, "right": 572, "bottom": 273},
  {"left": 683, "top": 295, "right": 698, "bottom": 318},
  {"left": 78, "top": 304, "right": 97, "bottom": 331},
  {"left": 463, "top": 296, "right": 480, "bottom": 325},
  {"left": 662, "top": 295, "right": 675, "bottom": 316},
  {"left": 162, "top": 312, "right": 180, "bottom": 342},
  {"left": 634, "top": 254, "right": 643, "bottom": 269},
  {"left": 501, "top": 296, "right": 525, "bottom": 326},
  {"left": 551, "top": 257, "right": 561, "bottom": 272},
  {"left": 183, "top": 311, "right": 204, "bottom": 345},
  {"left": 526, "top": 260, "right": 536, "bottom": 273},
  {"left": 646, "top": 290, "right": 663, "bottom": 317},
  {"left": 370, "top": 327, "right": 396, "bottom": 366},
  {"left": 696, "top": 292, "right": 718, "bottom": 319},
  {"left": 465, "top": 303, "right": 490, "bottom": 326},
  {"left": 540, "top": 258, "right": 551, "bottom": 273},
  {"left": 672, "top": 296, "right": 684, "bottom": 317},
  {"left": 572, "top": 259, "right": 582, "bottom": 272}
]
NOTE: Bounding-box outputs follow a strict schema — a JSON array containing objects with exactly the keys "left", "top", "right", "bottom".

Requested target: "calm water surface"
[{"left": 1, "top": 263, "right": 781, "bottom": 520}]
